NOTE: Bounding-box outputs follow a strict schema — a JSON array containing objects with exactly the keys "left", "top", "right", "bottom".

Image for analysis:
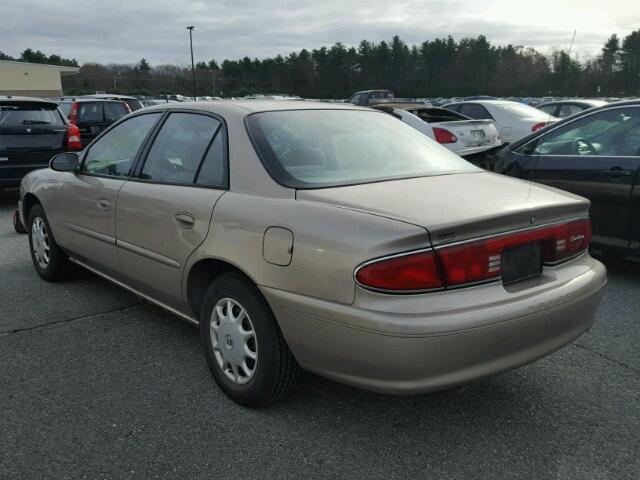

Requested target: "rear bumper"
[
  {"left": 262, "top": 254, "right": 606, "bottom": 394},
  {"left": 0, "top": 162, "right": 51, "bottom": 187},
  {"left": 456, "top": 143, "right": 503, "bottom": 157}
]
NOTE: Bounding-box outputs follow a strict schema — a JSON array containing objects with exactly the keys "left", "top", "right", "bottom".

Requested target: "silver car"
[{"left": 18, "top": 101, "right": 606, "bottom": 406}]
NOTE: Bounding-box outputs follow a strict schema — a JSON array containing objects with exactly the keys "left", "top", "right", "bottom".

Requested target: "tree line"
[{"left": 2, "top": 30, "right": 639, "bottom": 98}]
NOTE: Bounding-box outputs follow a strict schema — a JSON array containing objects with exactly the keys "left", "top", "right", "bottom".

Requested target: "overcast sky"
[{"left": 3, "top": 0, "right": 639, "bottom": 66}]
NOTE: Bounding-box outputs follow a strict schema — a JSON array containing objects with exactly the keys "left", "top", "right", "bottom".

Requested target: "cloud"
[{"left": 2, "top": 0, "right": 638, "bottom": 65}]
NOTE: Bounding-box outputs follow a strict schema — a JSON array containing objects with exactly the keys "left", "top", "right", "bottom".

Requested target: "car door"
[
  {"left": 526, "top": 105, "right": 640, "bottom": 250},
  {"left": 52, "top": 112, "right": 162, "bottom": 276},
  {"left": 115, "top": 111, "right": 228, "bottom": 311}
]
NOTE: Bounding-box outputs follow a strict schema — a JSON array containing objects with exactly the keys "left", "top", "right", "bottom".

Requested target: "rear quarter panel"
[{"left": 184, "top": 192, "right": 430, "bottom": 305}]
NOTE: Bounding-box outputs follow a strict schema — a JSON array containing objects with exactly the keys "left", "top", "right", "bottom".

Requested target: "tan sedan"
[{"left": 18, "top": 101, "right": 606, "bottom": 406}]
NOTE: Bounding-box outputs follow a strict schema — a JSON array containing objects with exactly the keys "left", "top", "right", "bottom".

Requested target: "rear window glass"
[
  {"left": 104, "top": 102, "right": 129, "bottom": 121},
  {"left": 78, "top": 102, "right": 104, "bottom": 123},
  {"left": 57, "top": 102, "right": 72, "bottom": 118},
  {"left": 247, "top": 109, "right": 477, "bottom": 188},
  {"left": 123, "top": 99, "right": 143, "bottom": 111},
  {"left": 0, "top": 103, "right": 63, "bottom": 126},
  {"left": 77, "top": 102, "right": 129, "bottom": 123}
]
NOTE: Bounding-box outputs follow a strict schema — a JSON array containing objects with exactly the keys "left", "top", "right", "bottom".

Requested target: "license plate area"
[{"left": 501, "top": 243, "right": 542, "bottom": 285}]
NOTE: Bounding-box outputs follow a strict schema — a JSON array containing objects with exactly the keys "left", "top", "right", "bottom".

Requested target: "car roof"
[
  {"left": 0, "top": 95, "right": 59, "bottom": 106},
  {"left": 539, "top": 99, "right": 608, "bottom": 107},
  {"left": 141, "top": 100, "right": 372, "bottom": 118},
  {"left": 445, "top": 99, "right": 512, "bottom": 106},
  {"left": 352, "top": 90, "right": 393, "bottom": 94},
  {"left": 371, "top": 103, "right": 447, "bottom": 111},
  {"left": 83, "top": 94, "right": 139, "bottom": 100},
  {"left": 55, "top": 98, "right": 129, "bottom": 104}
]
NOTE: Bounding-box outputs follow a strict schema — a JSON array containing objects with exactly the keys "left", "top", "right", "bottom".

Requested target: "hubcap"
[
  {"left": 210, "top": 298, "right": 258, "bottom": 384},
  {"left": 31, "top": 217, "right": 50, "bottom": 269}
]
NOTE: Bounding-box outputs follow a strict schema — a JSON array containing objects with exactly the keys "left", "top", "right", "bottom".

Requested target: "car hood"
[{"left": 296, "top": 172, "right": 590, "bottom": 246}]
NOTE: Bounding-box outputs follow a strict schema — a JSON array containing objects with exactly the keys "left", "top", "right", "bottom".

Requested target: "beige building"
[{"left": 0, "top": 60, "right": 79, "bottom": 97}]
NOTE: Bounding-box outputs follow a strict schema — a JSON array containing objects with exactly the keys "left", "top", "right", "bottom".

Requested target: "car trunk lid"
[
  {"left": 432, "top": 120, "right": 499, "bottom": 148},
  {"left": 296, "top": 172, "right": 590, "bottom": 247}
]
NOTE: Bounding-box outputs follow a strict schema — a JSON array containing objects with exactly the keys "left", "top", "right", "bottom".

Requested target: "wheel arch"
[
  {"left": 186, "top": 257, "right": 262, "bottom": 322},
  {"left": 22, "top": 192, "right": 41, "bottom": 222}
]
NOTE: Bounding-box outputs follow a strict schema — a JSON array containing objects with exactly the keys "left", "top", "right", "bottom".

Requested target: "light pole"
[{"left": 187, "top": 25, "right": 196, "bottom": 100}]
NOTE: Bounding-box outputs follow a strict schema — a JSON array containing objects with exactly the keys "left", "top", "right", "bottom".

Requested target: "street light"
[{"left": 187, "top": 25, "right": 196, "bottom": 100}]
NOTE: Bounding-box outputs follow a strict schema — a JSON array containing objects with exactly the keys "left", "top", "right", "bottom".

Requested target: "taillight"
[
  {"left": 69, "top": 102, "right": 78, "bottom": 125},
  {"left": 66, "top": 124, "right": 82, "bottom": 150},
  {"left": 532, "top": 122, "right": 546, "bottom": 132},
  {"left": 355, "top": 250, "right": 444, "bottom": 291},
  {"left": 433, "top": 127, "right": 457, "bottom": 144},
  {"left": 355, "top": 219, "right": 591, "bottom": 292}
]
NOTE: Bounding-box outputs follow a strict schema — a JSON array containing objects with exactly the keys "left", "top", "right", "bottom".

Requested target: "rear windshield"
[
  {"left": 123, "top": 99, "right": 143, "bottom": 111},
  {"left": 78, "top": 102, "right": 128, "bottom": 123},
  {"left": 57, "top": 102, "right": 72, "bottom": 118},
  {"left": 247, "top": 109, "right": 477, "bottom": 188},
  {"left": 0, "top": 103, "right": 64, "bottom": 126}
]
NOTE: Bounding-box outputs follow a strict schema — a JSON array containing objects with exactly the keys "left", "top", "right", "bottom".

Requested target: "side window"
[
  {"left": 349, "top": 94, "right": 361, "bottom": 105},
  {"left": 444, "top": 104, "right": 460, "bottom": 113},
  {"left": 140, "top": 113, "right": 221, "bottom": 185},
  {"left": 459, "top": 103, "right": 493, "bottom": 120},
  {"left": 195, "top": 130, "right": 227, "bottom": 188},
  {"left": 83, "top": 113, "right": 161, "bottom": 177},
  {"left": 518, "top": 107, "right": 640, "bottom": 157}
]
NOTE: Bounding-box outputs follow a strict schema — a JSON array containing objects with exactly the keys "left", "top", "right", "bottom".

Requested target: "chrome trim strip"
[
  {"left": 68, "top": 257, "right": 198, "bottom": 326},
  {"left": 432, "top": 216, "right": 589, "bottom": 249},
  {"left": 116, "top": 239, "right": 181, "bottom": 269},
  {"left": 61, "top": 221, "right": 115, "bottom": 245}
]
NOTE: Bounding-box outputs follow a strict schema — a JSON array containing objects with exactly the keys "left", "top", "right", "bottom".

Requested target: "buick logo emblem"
[{"left": 530, "top": 216, "right": 537, "bottom": 225}]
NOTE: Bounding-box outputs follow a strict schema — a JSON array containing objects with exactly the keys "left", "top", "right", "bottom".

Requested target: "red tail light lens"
[
  {"left": 355, "top": 251, "right": 444, "bottom": 291},
  {"left": 66, "top": 124, "right": 82, "bottom": 150},
  {"left": 356, "top": 219, "right": 591, "bottom": 292},
  {"left": 433, "top": 127, "right": 458, "bottom": 144},
  {"left": 69, "top": 102, "right": 78, "bottom": 125},
  {"left": 437, "top": 219, "right": 591, "bottom": 286},
  {"left": 532, "top": 122, "right": 546, "bottom": 132}
]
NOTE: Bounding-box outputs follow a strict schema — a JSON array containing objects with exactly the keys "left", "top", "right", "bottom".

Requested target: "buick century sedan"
[{"left": 18, "top": 101, "right": 606, "bottom": 406}]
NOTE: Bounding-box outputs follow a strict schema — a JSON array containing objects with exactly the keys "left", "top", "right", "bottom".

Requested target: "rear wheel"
[
  {"left": 28, "top": 204, "right": 72, "bottom": 281},
  {"left": 200, "top": 272, "right": 300, "bottom": 407}
]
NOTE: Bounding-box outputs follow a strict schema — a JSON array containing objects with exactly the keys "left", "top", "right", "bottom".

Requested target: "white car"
[
  {"left": 443, "top": 100, "right": 559, "bottom": 143},
  {"left": 373, "top": 103, "right": 502, "bottom": 157}
]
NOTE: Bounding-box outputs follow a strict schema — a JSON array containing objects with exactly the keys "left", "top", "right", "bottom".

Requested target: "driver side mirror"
[{"left": 50, "top": 152, "right": 79, "bottom": 172}]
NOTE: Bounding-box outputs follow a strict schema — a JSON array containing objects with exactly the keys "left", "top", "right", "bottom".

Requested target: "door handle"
[
  {"left": 602, "top": 167, "right": 632, "bottom": 177},
  {"left": 97, "top": 199, "right": 111, "bottom": 211},
  {"left": 174, "top": 212, "right": 195, "bottom": 229}
]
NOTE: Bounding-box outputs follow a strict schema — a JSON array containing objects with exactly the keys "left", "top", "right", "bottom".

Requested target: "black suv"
[
  {"left": 55, "top": 98, "right": 131, "bottom": 147},
  {"left": 0, "top": 96, "right": 81, "bottom": 192}
]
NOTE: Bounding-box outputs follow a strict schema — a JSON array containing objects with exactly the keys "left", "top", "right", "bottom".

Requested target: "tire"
[
  {"left": 200, "top": 272, "right": 300, "bottom": 407},
  {"left": 13, "top": 209, "right": 27, "bottom": 234},
  {"left": 27, "top": 204, "right": 72, "bottom": 281}
]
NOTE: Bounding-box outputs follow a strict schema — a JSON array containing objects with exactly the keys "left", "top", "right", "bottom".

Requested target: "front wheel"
[
  {"left": 28, "top": 204, "right": 72, "bottom": 281},
  {"left": 200, "top": 272, "right": 300, "bottom": 407}
]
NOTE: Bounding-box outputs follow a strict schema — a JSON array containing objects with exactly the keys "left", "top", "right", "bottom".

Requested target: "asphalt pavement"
[{"left": 0, "top": 189, "right": 638, "bottom": 480}]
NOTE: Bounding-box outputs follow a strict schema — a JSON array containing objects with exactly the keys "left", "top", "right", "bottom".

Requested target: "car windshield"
[
  {"left": 247, "top": 109, "right": 478, "bottom": 188},
  {"left": 0, "top": 103, "right": 63, "bottom": 126}
]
